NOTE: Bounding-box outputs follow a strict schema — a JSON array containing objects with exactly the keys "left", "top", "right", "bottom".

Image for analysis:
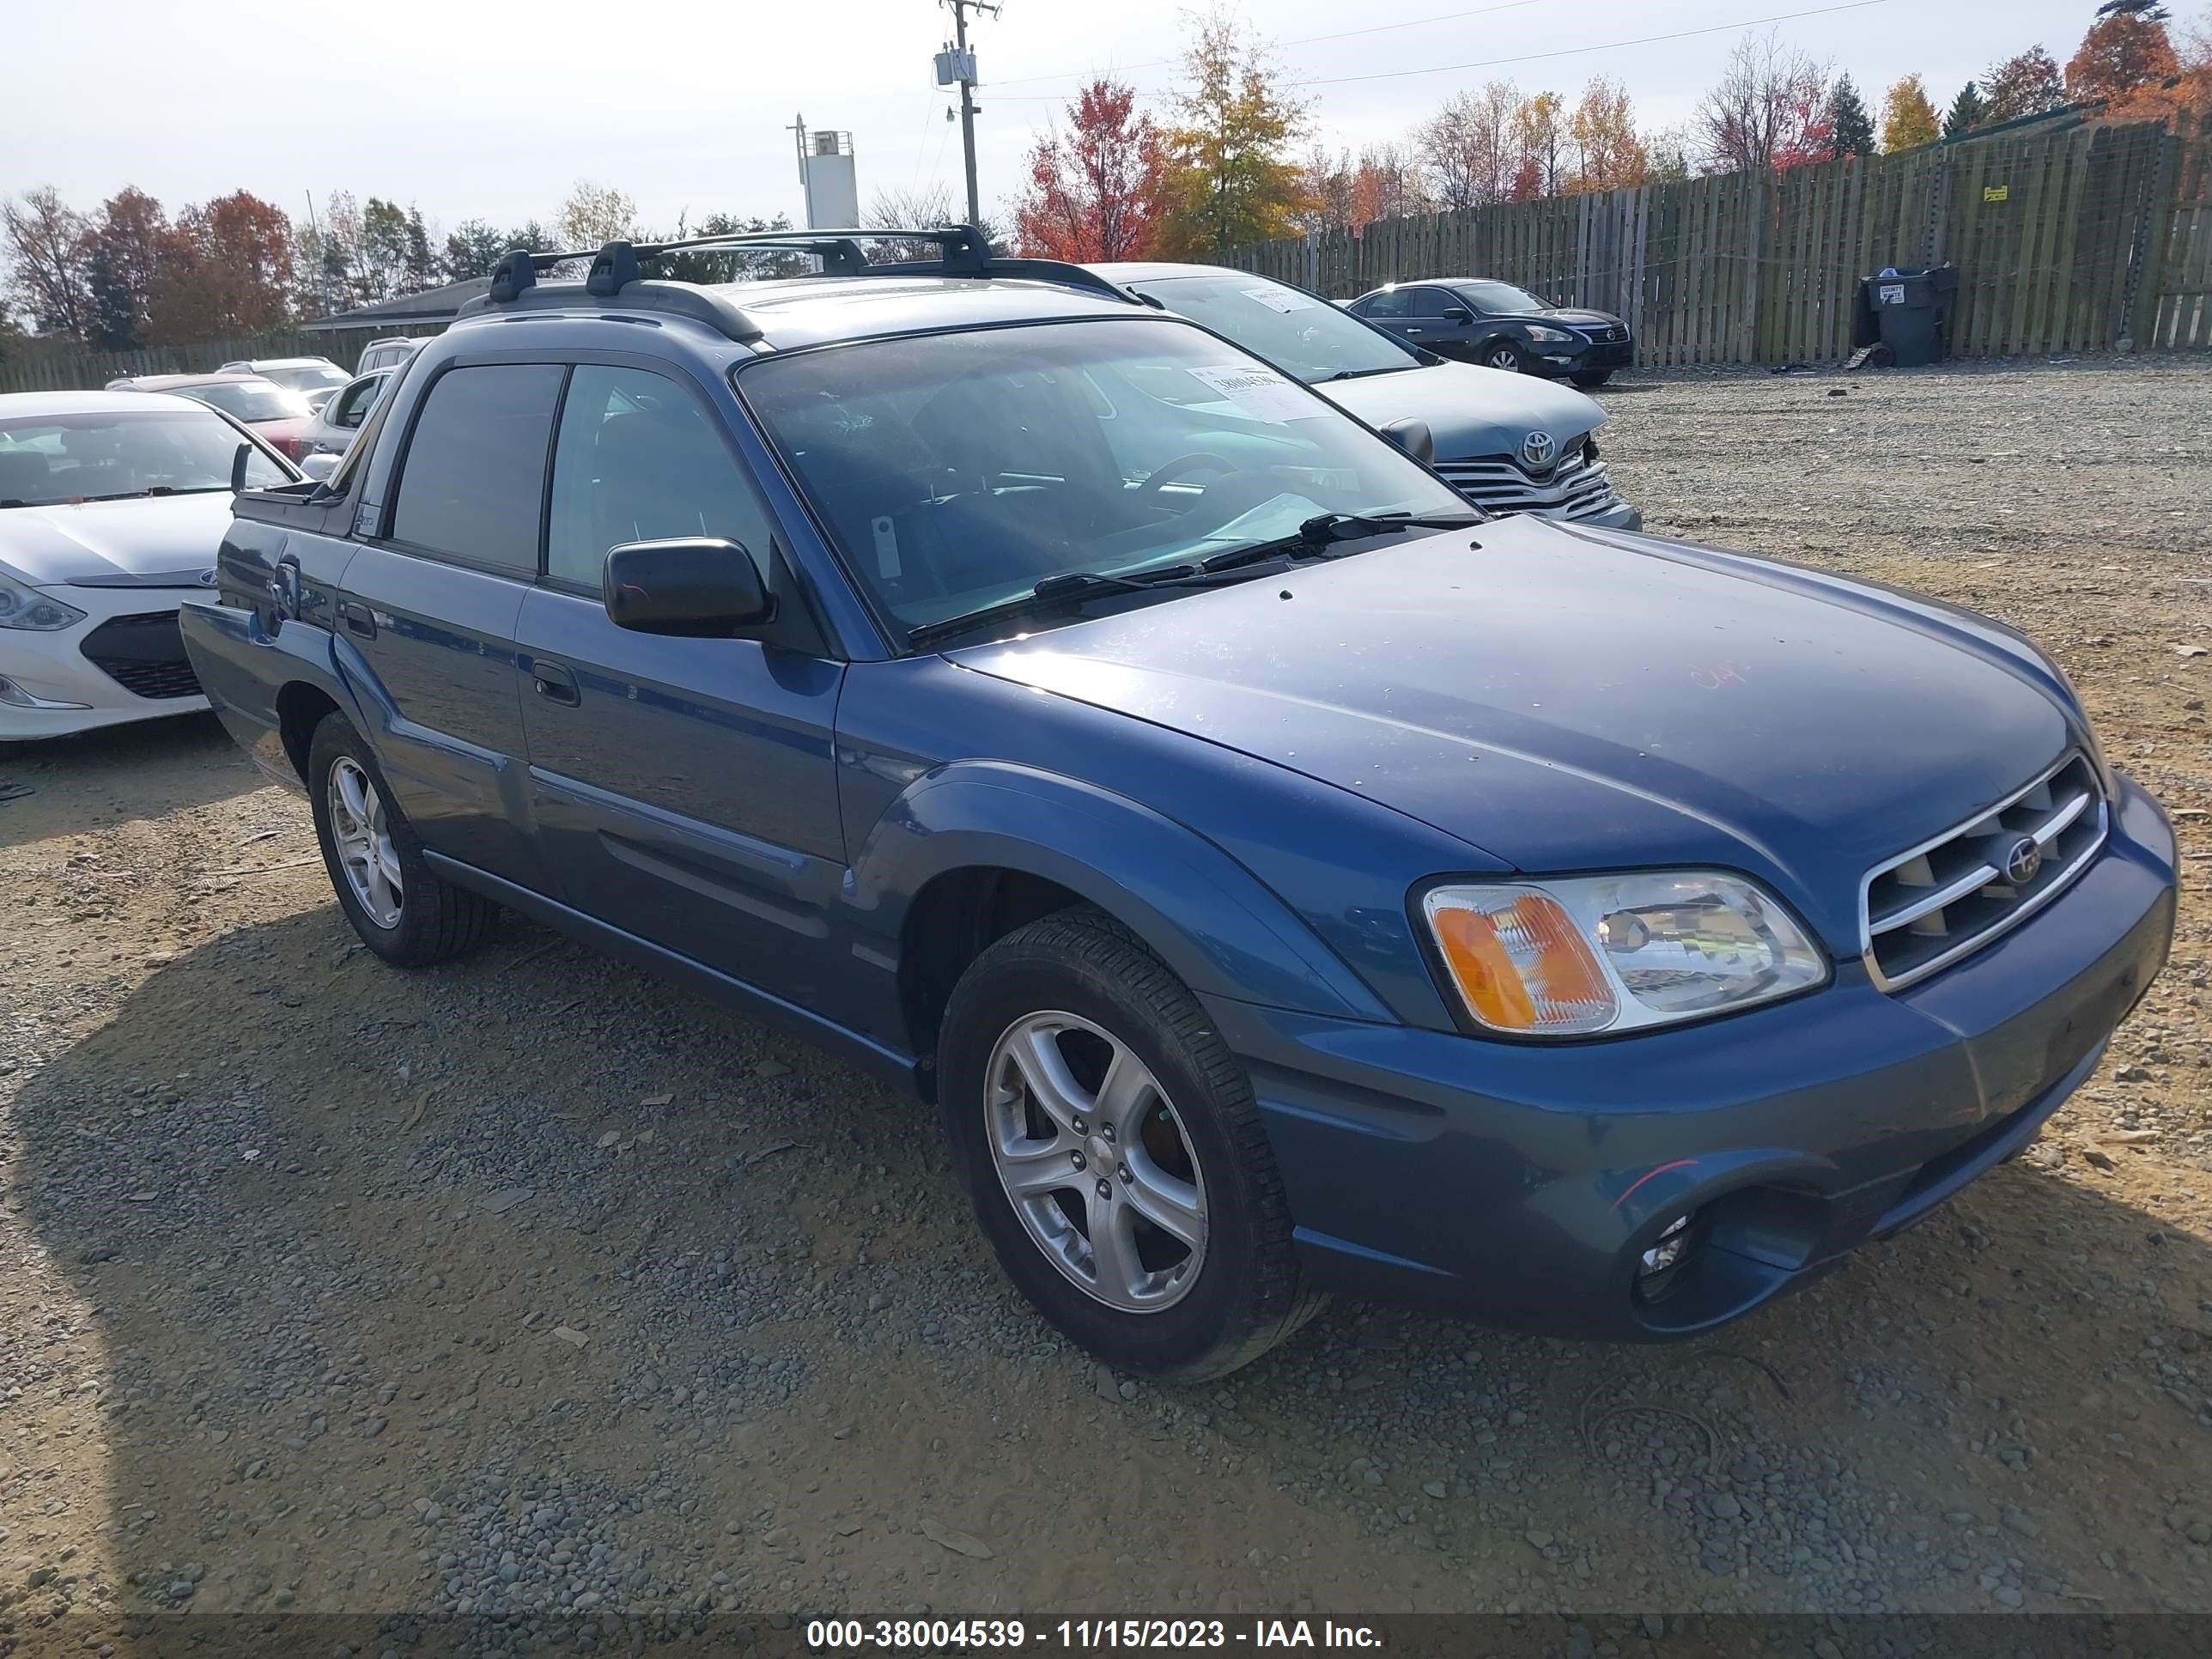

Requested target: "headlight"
[
  {"left": 1524, "top": 325, "right": 1575, "bottom": 343},
  {"left": 0, "top": 568, "right": 87, "bottom": 632},
  {"left": 1421, "top": 872, "right": 1828, "bottom": 1036}
]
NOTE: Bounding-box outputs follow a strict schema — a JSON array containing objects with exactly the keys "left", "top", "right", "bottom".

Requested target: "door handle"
[
  {"left": 266, "top": 556, "right": 302, "bottom": 623},
  {"left": 531, "top": 659, "right": 580, "bottom": 706},
  {"left": 337, "top": 599, "right": 376, "bottom": 639}
]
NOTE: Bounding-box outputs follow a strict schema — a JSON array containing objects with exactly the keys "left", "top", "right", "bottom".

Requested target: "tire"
[
  {"left": 1480, "top": 338, "right": 1534, "bottom": 374},
  {"left": 307, "top": 710, "right": 495, "bottom": 967},
  {"left": 939, "top": 908, "right": 1324, "bottom": 1381},
  {"left": 1571, "top": 369, "right": 1613, "bottom": 389}
]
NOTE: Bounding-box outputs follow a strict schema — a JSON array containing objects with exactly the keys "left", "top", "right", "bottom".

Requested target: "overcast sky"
[{"left": 2, "top": 0, "right": 2141, "bottom": 241}]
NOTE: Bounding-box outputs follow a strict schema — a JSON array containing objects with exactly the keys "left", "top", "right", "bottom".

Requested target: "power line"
[
  {"left": 1288, "top": 0, "right": 1893, "bottom": 88},
  {"left": 985, "top": 0, "right": 1560, "bottom": 90},
  {"left": 985, "top": 0, "right": 1893, "bottom": 106}
]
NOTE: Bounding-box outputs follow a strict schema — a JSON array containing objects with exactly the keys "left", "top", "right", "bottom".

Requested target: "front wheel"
[
  {"left": 307, "top": 711, "right": 495, "bottom": 966},
  {"left": 1571, "top": 369, "right": 1613, "bottom": 389},
  {"left": 939, "top": 908, "right": 1323, "bottom": 1381},
  {"left": 1481, "top": 339, "right": 1534, "bottom": 374}
]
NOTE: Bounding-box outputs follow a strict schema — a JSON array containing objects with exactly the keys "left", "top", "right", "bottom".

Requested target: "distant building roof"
[{"left": 301, "top": 276, "right": 490, "bottom": 333}]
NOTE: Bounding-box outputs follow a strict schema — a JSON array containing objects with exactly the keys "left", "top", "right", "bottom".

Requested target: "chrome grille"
[
  {"left": 1859, "top": 754, "right": 2106, "bottom": 991},
  {"left": 1432, "top": 449, "right": 1623, "bottom": 520},
  {"left": 1579, "top": 324, "right": 1629, "bottom": 343}
]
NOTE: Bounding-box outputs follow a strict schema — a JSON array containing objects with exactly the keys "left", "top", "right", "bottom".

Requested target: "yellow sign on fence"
[{"left": 1984, "top": 184, "right": 2010, "bottom": 203}]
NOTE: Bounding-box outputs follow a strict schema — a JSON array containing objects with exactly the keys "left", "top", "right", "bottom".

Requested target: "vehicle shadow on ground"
[
  {"left": 8, "top": 902, "right": 2210, "bottom": 1624},
  {"left": 0, "top": 714, "right": 258, "bottom": 850}
]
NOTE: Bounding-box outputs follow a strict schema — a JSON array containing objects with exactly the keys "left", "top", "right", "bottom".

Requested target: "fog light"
[
  {"left": 0, "top": 675, "right": 90, "bottom": 710},
  {"left": 1636, "top": 1213, "right": 1697, "bottom": 1299}
]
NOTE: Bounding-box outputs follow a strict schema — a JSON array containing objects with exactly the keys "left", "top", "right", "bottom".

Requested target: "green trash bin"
[{"left": 1859, "top": 264, "right": 1959, "bottom": 367}]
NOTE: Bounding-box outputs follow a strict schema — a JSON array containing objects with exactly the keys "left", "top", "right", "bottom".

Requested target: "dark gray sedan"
[{"left": 1349, "top": 278, "right": 1635, "bottom": 386}]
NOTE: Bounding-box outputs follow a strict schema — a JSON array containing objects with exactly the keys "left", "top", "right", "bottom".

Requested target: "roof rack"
[{"left": 478, "top": 226, "right": 1138, "bottom": 313}]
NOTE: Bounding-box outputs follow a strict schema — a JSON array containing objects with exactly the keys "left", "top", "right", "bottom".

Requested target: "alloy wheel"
[
  {"left": 984, "top": 1011, "right": 1208, "bottom": 1312},
  {"left": 328, "top": 757, "right": 403, "bottom": 928}
]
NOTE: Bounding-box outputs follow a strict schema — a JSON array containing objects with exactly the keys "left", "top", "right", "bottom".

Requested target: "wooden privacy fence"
[
  {"left": 0, "top": 325, "right": 417, "bottom": 396},
  {"left": 1231, "top": 116, "right": 2212, "bottom": 368}
]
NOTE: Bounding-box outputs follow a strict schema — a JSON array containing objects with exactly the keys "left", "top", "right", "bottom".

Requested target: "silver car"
[
  {"left": 298, "top": 368, "right": 393, "bottom": 469},
  {"left": 216, "top": 355, "right": 351, "bottom": 411},
  {"left": 1090, "top": 263, "right": 1639, "bottom": 529}
]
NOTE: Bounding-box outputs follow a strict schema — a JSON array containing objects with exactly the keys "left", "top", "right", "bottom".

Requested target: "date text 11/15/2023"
[{"left": 807, "top": 1619, "right": 1384, "bottom": 1649}]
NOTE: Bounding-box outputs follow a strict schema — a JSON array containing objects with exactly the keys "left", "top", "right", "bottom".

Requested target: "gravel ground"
[{"left": 2, "top": 353, "right": 2209, "bottom": 1655}]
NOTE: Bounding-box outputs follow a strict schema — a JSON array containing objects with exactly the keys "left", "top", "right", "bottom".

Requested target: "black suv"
[{"left": 1348, "top": 278, "right": 1634, "bottom": 386}]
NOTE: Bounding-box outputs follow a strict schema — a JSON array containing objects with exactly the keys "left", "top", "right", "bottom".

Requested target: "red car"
[{"left": 104, "top": 372, "right": 318, "bottom": 462}]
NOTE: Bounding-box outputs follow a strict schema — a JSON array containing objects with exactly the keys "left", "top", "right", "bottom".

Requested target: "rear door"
[
  {"left": 336, "top": 361, "right": 561, "bottom": 886},
  {"left": 514, "top": 358, "right": 848, "bottom": 1008},
  {"left": 1401, "top": 285, "right": 1469, "bottom": 351}
]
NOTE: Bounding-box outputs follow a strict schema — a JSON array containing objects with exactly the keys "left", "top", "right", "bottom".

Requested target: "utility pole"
[
  {"left": 941, "top": 0, "right": 999, "bottom": 228},
  {"left": 788, "top": 114, "right": 816, "bottom": 227}
]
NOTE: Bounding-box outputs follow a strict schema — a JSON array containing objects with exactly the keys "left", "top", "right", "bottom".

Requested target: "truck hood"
[
  {"left": 0, "top": 492, "right": 233, "bottom": 587},
  {"left": 1316, "top": 361, "right": 1603, "bottom": 461},
  {"left": 950, "top": 515, "right": 2076, "bottom": 952}
]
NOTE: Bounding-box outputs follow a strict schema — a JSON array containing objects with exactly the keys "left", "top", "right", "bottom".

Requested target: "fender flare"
[{"left": 850, "top": 761, "right": 1395, "bottom": 1024}]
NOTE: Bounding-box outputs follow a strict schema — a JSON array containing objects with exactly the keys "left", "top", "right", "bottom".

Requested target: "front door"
[
  {"left": 514, "top": 361, "right": 848, "bottom": 1009},
  {"left": 337, "top": 361, "right": 563, "bottom": 886}
]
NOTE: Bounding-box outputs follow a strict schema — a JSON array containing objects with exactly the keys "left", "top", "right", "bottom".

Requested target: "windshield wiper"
[
  {"left": 1196, "top": 509, "right": 1484, "bottom": 574},
  {"left": 906, "top": 562, "right": 1258, "bottom": 648},
  {"left": 1325, "top": 365, "right": 1411, "bottom": 381}
]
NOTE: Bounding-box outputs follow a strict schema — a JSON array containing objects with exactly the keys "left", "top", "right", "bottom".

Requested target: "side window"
[
  {"left": 1408, "top": 286, "right": 1452, "bottom": 319},
  {"left": 1363, "top": 289, "right": 1407, "bottom": 319},
  {"left": 335, "top": 378, "right": 379, "bottom": 428},
  {"left": 389, "top": 364, "right": 563, "bottom": 571},
  {"left": 544, "top": 364, "right": 779, "bottom": 591}
]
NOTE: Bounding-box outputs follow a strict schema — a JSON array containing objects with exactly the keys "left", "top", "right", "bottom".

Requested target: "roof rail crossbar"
[
  {"left": 586, "top": 240, "right": 641, "bottom": 296},
  {"left": 611, "top": 227, "right": 1139, "bottom": 305}
]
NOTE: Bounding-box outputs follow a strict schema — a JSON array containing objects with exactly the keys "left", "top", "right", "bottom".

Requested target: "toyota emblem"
[
  {"left": 1519, "top": 429, "right": 1557, "bottom": 469},
  {"left": 2002, "top": 836, "right": 2043, "bottom": 886}
]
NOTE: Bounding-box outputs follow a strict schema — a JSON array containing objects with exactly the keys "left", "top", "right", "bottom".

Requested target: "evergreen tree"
[
  {"left": 1828, "top": 74, "right": 1878, "bottom": 156},
  {"left": 1943, "top": 80, "right": 1985, "bottom": 137}
]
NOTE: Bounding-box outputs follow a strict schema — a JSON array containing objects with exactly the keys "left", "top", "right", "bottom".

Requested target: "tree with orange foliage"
[
  {"left": 1569, "top": 78, "right": 1650, "bottom": 191},
  {"left": 145, "top": 191, "right": 295, "bottom": 343},
  {"left": 1347, "top": 143, "right": 1431, "bottom": 228},
  {"left": 2069, "top": 3, "right": 2212, "bottom": 118},
  {"left": 1013, "top": 79, "right": 1169, "bottom": 262}
]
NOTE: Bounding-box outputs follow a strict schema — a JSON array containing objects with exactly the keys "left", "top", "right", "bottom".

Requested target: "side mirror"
[
  {"left": 230, "top": 441, "right": 252, "bottom": 494},
  {"left": 299, "top": 452, "right": 339, "bottom": 483},
  {"left": 1442, "top": 306, "right": 1472, "bottom": 324},
  {"left": 603, "top": 538, "right": 774, "bottom": 635},
  {"left": 1379, "top": 417, "right": 1435, "bottom": 465}
]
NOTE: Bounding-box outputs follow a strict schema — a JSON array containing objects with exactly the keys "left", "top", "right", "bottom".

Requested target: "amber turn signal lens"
[{"left": 1425, "top": 887, "right": 1619, "bottom": 1034}]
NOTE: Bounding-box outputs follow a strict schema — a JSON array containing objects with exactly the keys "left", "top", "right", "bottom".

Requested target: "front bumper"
[
  {"left": 1533, "top": 335, "right": 1636, "bottom": 376},
  {"left": 0, "top": 584, "right": 209, "bottom": 742},
  {"left": 1207, "top": 775, "right": 2176, "bottom": 1339}
]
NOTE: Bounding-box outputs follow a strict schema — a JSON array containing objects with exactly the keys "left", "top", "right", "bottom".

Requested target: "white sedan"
[{"left": 1, "top": 390, "right": 296, "bottom": 742}]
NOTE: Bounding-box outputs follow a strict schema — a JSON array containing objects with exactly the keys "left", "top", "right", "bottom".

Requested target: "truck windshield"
[
  {"left": 1127, "top": 275, "right": 1416, "bottom": 384},
  {"left": 0, "top": 409, "right": 289, "bottom": 507},
  {"left": 739, "top": 319, "right": 1468, "bottom": 640}
]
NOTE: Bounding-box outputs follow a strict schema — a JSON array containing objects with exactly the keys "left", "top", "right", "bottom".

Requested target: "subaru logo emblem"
[
  {"left": 1519, "top": 430, "right": 1557, "bottom": 469},
  {"left": 2002, "top": 836, "right": 2043, "bottom": 886}
]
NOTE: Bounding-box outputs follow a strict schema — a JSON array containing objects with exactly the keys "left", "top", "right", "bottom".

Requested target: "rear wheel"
[
  {"left": 1481, "top": 338, "right": 1534, "bottom": 374},
  {"left": 307, "top": 711, "right": 495, "bottom": 966},
  {"left": 939, "top": 908, "right": 1323, "bottom": 1380}
]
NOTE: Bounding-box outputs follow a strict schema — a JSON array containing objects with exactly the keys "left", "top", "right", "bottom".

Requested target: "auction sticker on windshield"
[
  {"left": 1241, "top": 286, "right": 1316, "bottom": 313},
  {"left": 1186, "top": 365, "right": 1329, "bottom": 423}
]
